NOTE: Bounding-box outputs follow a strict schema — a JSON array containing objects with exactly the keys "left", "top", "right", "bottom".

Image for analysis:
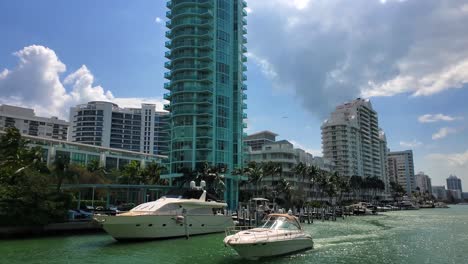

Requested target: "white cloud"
[
  {"left": 399, "top": 140, "right": 423, "bottom": 148},
  {"left": 427, "top": 150, "right": 468, "bottom": 167},
  {"left": 0, "top": 45, "right": 164, "bottom": 120},
  {"left": 418, "top": 114, "right": 460, "bottom": 123},
  {"left": 246, "top": 0, "right": 468, "bottom": 117},
  {"left": 155, "top": 17, "right": 163, "bottom": 24},
  {"left": 363, "top": 58, "right": 468, "bottom": 97},
  {"left": 246, "top": 52, "right": 278, "bottom": 79},
  {"left": 432, "top": 127, "right": 458, "bottom": 140}
]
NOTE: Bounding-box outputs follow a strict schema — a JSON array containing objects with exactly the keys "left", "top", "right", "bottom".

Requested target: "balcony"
[
  {"left": 165, "top": 41, "right": 172, "bottom": 48},
  {"left": 242, "top": 9, "right": 247, "bottom": 17},
  {"left": 242, "top": 0, "right": 247, "bottom": 8},
  {"left": 241, "top": 54, "right": 247, "bottom": 62},
  {"left": 163, "top": 104, "right": 171, "bottom": 111},
  {"left": 242, "top": 103, "right": 247, "bottom": 109},
  {"left": 166, "top": 21, "right": 172, "bottom": 28},
  {"left": 164, "top": 72, "right": 172, "bottom": 79},
  {"left": 164, "top": 82, "right": 172, "bottom": 89},
  {"left": 164, "top": 61, "right": 172, "bottom": 69},
  {"left": 242, "top": 113, "right": 247, "bottom": 119},
  {"left": 242, "top": 93, "right": 247, "bottom": 100},
  {"left": 242, "top": 27, "right": 247, "bottom": 35},
  {"left": 242, "top": 45, "right": 247, "bottom": 53},
  {"left": 241, "top": 84, "right": 247, "bottom": 90},
  {"left": 166, "top": 11, "right": 172, "bottom": 18},
  {"left": 166, "top": 1, "right": 172, "bottom": 8},
  {"left": 242, "top": 64, "right": 247, "bottom": 71},
  {"left": 242, "top": 73, "right": 247, "bottom": 81},
  {"left": 242, "top": 122, "right": 248, "bottom": 129},
  {"left": 165, "top": 30, "right": 172, "bottom": 38},
  {"left": 242, "top": 18, "right": 247, "bottom": 25},
  {"left": 163, "top": 93, "right": 171, "bottom": 100}
]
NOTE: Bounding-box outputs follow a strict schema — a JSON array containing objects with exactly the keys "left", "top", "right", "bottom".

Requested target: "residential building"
[
  {"left": 446, "top": 175, "right": 463, "bottom": 192},
  {"left": 321, "top": 98, "right": 388, "bottom": 188},
  {"left": 244, "top": 130, "right": 277, "bottom": 151},
  {"left": 378, "top": 130, "right": 390, "bottom": 192},
  {"left": 311, "top": 156, "right": 336, "bottom": 172},
  {"left": 432, "top": 186, "right": 447, "bottom": 200},
  {"left": 415, "top": 172, "right": 432, "bottom": 195},
  {"left": 447, "top": 189, "right": 462, "bottom": 201},
  {"left": 246, "top": 139, "right": 313, "bottom": 192},
  {"left": 388, "top": 150, "right": 415, "bottom": 195},
  {"left": 462, "top": 192, "right": 468, "bottom": 200},
  {"left": 0, "top": 104, "right": 68, "bottom": 140},
  {"left": 0, "top": 131, "right": 165, "bottom": 170},
  {"left": 163, "top": 0, "right": 248, "bottom": 208},
  {"left": 69, "top": 101, "right": 169, "bottom": 156}
]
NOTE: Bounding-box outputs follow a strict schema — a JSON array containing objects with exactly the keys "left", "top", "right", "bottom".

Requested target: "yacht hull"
[
  {"left": 225, "top": 235, "right": 313, "bottom": 260},
  {"left": 95, "top": 214, "right": 233, "bottom": 240}
]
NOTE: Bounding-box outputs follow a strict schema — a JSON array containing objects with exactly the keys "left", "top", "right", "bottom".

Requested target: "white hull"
[
  {"left": 226, "top": 237, "right": 313, "bottom": 260},
  {"left": 95, "top": 214, "right": 233, "bottom": 240}
]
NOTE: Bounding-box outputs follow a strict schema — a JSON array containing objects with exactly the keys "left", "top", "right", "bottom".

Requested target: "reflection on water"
[{"left": 1, "top": 206, "right": 468, "bottom": 264}]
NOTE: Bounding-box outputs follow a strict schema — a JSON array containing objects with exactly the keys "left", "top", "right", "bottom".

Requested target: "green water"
[{"left": 1, "top": 206, "right": 468, "bottom": 264}]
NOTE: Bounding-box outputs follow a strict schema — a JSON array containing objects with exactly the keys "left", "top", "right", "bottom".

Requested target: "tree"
[
  {"left": 0, "top": 127, "right": 71, "bottom": 226},
  {"left": 196, "top": 162, "right": 226, "bottom": 198},
  {"left": 244, "top": 162, "right": 265, "bottom": 196},
  {"left": 350, "top": 175, "right": 363, "bottom": 201},
  {"left": 390, "top": 182, "right": 405, "bottom": 201},
  {"left": 52, "top": 155, "right": 76, "bottom": 191},
  {"left": 118, "top": 160, "right": 142, "bottom": 184},
  {"left": 141, "top": 162, "right": 167, "bottom": 185}
]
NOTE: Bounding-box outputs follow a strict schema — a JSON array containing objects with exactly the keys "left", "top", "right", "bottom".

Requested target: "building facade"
[
  {"left": 415, "top": 172, "right": 432, "bottom": 195},
  {"left": 0, "top": 105, "right": 69, "bottom": 140},
  {"left": 163, "top": 0, "right": 248, "bottom": 208},
  {"left": 388, "top": 150, "right": 415, "bottom": 195},
  {"left": 164, "top": 0, "right": 247, "bottom": 172},
  {"left": 69, "top": 101, "right": 169, "bottom": 156},
  {"left": 446, "top": 175, "right": 463, "bottom": 192},
  {"left": 432, "top": 186, "right": 447, "bottom": 200},
  {"left": 321, "top": 98, "right": 387, "bottom": 188},
  {"left": 244, "top": 130, "right": 277, "bottom": 151}
]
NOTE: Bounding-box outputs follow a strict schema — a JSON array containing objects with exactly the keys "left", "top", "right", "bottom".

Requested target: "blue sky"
[{"left": 0, "top": 0, "right": 468, "bottom": 190}]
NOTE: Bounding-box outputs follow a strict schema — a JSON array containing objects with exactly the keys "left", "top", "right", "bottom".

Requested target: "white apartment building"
[
  {"left": 379, "top": 130, "right": 390, "bottom": 192},
  {"left": 415, "top": 172, "right": 432, "bottom": 195},
  {"left": 321, "top": 98, "right": 387, "bottom": 186},
  {"left": 0, "top": 105, "right": 69, "bottom": 140},
  {"left": 69, "top": 101, "right": 169, "bottom": 156},
  {"left": 388, "top": 150, "right": 416, "bottom": 195}
]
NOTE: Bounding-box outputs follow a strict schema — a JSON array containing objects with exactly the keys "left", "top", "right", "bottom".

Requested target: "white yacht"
[
  {"left": 94, "top": 181, "right": 233, "bottom": 240},
  {"left": 224, "top": 213, "right": 313, "bottom": 260}
]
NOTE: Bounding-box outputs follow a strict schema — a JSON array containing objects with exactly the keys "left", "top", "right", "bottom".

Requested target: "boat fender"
[{"left": 175, "top": 215, "right": 184, "bottom": 224}]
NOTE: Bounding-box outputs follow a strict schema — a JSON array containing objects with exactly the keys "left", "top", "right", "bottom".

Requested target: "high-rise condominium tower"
[
  {"left": 321, "top": 98, "right": 387, "bottom": 186},
  {"left": 388, "top": 150, "right": 415, "bottom": 195},
  {"left": 163, "top": 0, "right": 248, "bottom": 207}
]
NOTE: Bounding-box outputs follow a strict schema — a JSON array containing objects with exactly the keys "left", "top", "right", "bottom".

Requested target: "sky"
[{"left": 0, "top": 0, "right": 467, "bottom": 190}]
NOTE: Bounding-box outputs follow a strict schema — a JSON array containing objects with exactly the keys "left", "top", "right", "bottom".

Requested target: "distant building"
[
  {"left": 462, "top": 192, "right": 468, "bottom": 200},
  {"left": 311, "top": 156, "right": 336, "bottom": 172},
  {"left": 0, "top": 104, "right": 69, "bottom": 140},
  {"left": 447, "top": 189, "right": 462, "bottom": 201},
  {"left": 69, "top": 101, "right": 169, "bottom": 156},
  {"left": 379, "top": 130, "right": 390, "bottom": 192},
  {"left": 321, "top": 98, "right": 388, "bottom": 189},
  {"left": 244, "top": 132, "right": 314, "bottom": 195},
  {"left": 432, "top": 186, "right": 447, "bottom": 201},
  {"left": 446, "top": 175, "right": 463, "bottom": 193},
  {"left": 415, "top": 172, "right": 432, "bottom": 195},
  {"left": 388, "top": 150, "right": 415, "bottom": 195},
  {"left": 244, "top": 130, "right": 278, "bottom": 151},
  {"left": 0, "top": 132, "right": 165, "bottom": 170}
]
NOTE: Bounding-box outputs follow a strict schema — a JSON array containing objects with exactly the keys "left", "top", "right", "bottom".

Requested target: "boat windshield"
[{"left": 260, "top": 216, "right": 300, "bottom": 230}]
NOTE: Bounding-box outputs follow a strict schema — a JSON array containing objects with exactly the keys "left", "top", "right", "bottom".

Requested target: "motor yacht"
[
  {"left": 223, "top": 213, "right": 313, "bottom": 260},
  {"left": 94, "top": 181, "right": 233, "bottom": 240}
]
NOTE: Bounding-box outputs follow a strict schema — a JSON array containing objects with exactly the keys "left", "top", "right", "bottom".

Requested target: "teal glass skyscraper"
[{"left": 163, "top": 0, "right": 248, "bottom": 208}]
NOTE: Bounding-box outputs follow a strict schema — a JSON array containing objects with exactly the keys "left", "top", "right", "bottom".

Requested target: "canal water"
[{"left": 1, "top": 205, "right": 467, "bottom": 264}]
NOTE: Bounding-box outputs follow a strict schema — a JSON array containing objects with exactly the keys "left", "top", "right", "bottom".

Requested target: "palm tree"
[
  {"left": 119, "top": 160, "right": 142, "bottom": 184},
  {"left": 196, "top": 162, "right": 226, "bottom": 198},
  {"left": 52, "top": 155, "right": 76, "bottom": 191},
  {"left": 142, "top": 162, "right": 167, "bottom": 185},
  {"left": 244, "top": 162, "right": 265, "bottom": 196},
  {"left": 306, "top": 165, "right": 319, "bottom": 201},
  {"left": 276, "top": 178, "right": 292, "bottom": 207},
  {"left": 350, "top": 175, "right": 363, "bottom": 201},
  {"left": 293, "top": 162, "right": 307, "bottom": 182}
]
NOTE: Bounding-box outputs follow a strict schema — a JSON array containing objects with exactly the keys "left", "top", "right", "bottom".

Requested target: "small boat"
[
  {"left": 350, "top": 202, "right": 377, "bottom": 215},
  {"left": 94, "top": 181, "right": 233, "bottom": 240},
  {"left": 223, "top": 213, "right": 313, "bottom": 260}
]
